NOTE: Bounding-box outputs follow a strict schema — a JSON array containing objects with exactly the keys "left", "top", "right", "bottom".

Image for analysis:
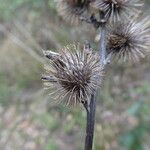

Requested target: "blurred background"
[{"left": 0, "top": 0, "right": 150, "bottom": 150}]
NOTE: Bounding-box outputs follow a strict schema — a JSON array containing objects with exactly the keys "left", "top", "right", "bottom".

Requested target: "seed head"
[
  {"left": 42, "top": 44, "right": 103, "bottom": 106},
  {"left": 91, "top": 0, "right": 144, "bottom": 23},
  {"left": 107, "top": 17, "right": 150, "bottom": 62},
  {"left": 56, "top": 0, "right": 93, "bottom": 25}
]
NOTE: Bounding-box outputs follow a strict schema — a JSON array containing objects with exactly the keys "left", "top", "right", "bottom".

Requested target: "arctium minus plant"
[{"left": 42, "top": 0, "right": 150, "bottom": 150}]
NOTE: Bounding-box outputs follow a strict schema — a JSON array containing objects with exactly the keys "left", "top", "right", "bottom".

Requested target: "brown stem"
[
  {"left": 99, "top": 26, "right": 107, "bottom": 65},
  {"left": 83, "top": 11, "right": 108, "bottom": 150},
  {"left": 83, "top": 94, "right": 96, "bottom": 150},
  {"left": 99, "top": 11, "right": 108, "bottom": 65}
]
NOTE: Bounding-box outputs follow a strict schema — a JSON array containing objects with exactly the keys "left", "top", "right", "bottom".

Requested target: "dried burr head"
[
  {"left": 91, "top": 0, "right": 144, "bottom": 24},
  {"left": 106, "top": 17, "right": 150, "bottom": 62},
  {"left": 55, "top": 0, "right": 93, "bottom": 25},
  {"left": 42, "top": 44, "right": 104, "bottom": 106}
]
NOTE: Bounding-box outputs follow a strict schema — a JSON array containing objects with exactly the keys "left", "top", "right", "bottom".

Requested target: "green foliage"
[
  {"left": 0, "top": 74, "right": 14, "bottom": 106},
  {"left": 73, "top": 110, "right": 86, "bottom": 127},
  {"left": 120, "top": 126, "right": 145, "bottom": 150},
  {"left": 120, "top": 100, "right": 150, "bottom": 150},
  {"left": 39, "top": 113, "right": 60, "bottom": 131},
  {"left": 46, "top": 140, "right": 59, "bottom": 150},
  {"left": 0, "top": 74, "right": 22, "bottom": 107},
  {"left": 61, "top": 110, "right": 86, "bottom": 133},
  {"left": 63, "top": 118, "right": 76, "bottom": 133},
  {"left": 127, "top": 101, "right": 143, "bottom": 116}
]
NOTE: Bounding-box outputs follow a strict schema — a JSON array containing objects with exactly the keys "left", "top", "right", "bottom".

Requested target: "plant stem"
[
  {"left": 83, "top": 94, "right": 96, "bottom": 150},
  {"left": 83, "top": 14, "right": 108, "bottom": 150},
  {"left": 99, "top": 25, "right": 107, "bottom": 65}
]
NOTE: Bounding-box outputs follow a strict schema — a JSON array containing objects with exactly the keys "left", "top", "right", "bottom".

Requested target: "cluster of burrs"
[{"left": 42, "top": 0, "right": 150, "bottom": 106}]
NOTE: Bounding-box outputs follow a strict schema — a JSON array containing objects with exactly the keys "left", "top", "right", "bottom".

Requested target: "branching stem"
[{"left": 83, "top": 12, "right": 108, "bottom": 150}]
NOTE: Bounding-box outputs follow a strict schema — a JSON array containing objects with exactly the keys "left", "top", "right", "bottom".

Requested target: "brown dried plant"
[{"left": 42, "top": 1, "right": 149, "bottom": 150}]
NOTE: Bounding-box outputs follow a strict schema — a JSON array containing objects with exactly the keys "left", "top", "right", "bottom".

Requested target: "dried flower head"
[
  {"left": 56, "top": 0, "right": 93, "bottom": 25},
  {"left": 91, "top": 0, "right": 144, "bottom": 23},
  {"left": 107, "top": 18, "right": 150, "bottom": 62},
  {"left": 42, "top": 44, "right": 103, "bottom": 106}
]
